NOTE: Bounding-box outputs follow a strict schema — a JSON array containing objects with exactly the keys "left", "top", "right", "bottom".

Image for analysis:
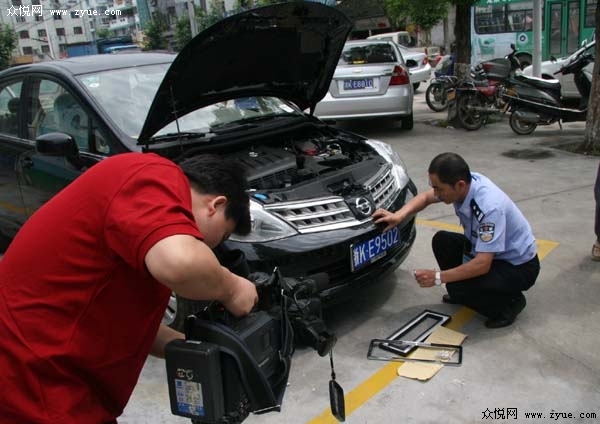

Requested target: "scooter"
[{"left": 503, "top": 48, "right": 594, "bottom": 135}]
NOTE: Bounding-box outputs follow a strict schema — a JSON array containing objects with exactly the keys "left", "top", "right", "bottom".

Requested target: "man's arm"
[
  {"left": 151, "top": 324, "right": 185, "bottom": 358},
  {"left": 145, "top": 234, "right": 257, "bottom": 317},
  {"left": 414, "top": 251, "right": 495, "bottom": 287},
  {"left": 372, "top": 188, "right": 438, "bottom": 232}
]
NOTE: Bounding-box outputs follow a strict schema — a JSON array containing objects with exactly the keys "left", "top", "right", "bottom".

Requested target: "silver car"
[{"left": 314, "top": 40, "right": 414, "bottom": 129}]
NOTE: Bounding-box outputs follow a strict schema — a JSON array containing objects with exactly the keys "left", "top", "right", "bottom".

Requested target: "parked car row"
[{"left": 0, "top": 2, "right": 417, "bottom": 325}]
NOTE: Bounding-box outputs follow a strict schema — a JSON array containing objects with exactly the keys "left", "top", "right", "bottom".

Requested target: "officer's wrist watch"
[{"left": 434, "top": 271, "right": 442, "bottom": 286}]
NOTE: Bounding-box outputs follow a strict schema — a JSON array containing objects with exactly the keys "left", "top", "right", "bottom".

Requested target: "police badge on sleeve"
[{"left": 478, "top": 223, "right": 495, "bottom": 242}]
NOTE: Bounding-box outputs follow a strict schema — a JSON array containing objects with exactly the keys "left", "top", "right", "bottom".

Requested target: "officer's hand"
[
  {"left": 221, "top": 274, "right": 258, "bottom": 317},
  {"left": 372, "top": 208, "right": 400, "bottom": 233},
  {"left": 413, "top": 269, "right": 435, "bottom": 288}
]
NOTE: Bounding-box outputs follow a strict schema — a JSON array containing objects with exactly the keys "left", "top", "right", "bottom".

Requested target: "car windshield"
[{"left": 77, "top": 64, "right": 303, "bottom": 140}]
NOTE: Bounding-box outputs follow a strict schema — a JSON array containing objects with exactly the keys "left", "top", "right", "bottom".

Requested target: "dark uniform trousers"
[{"left": 432, "top": 231, "right": 540, "bottom": 318}]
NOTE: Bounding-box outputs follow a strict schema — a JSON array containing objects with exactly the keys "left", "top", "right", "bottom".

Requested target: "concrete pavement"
[{"left": 121, "top": 84, "right": 600, "bottom": 424}]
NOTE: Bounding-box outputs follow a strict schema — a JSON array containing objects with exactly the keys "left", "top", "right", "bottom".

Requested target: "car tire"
[{"left": 401, "top": 113, "right": 414, "bottom": 130}]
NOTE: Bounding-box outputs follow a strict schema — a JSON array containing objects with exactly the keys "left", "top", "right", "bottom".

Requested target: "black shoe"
[
  {"left": 442, "top": 294, "right": 461, "bottom": 305},
  {"left": 484, "top": 295, "right": 526, "bottom": 329}
]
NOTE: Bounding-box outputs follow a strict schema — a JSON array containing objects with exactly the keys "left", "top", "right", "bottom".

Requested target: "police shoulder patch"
[{"left": 478, "top": 222, "right": 495, "bottom": 242}]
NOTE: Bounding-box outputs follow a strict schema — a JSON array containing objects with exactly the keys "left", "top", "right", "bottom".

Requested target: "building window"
[
  {"left": 11, "top": 0, "right": 22, "bottom": 5},
  {"left": 35, "top": 15, "right": 43, "bottom": 21},
  {"left": 53, "top": 14, "right": 62, "bottom": 20},
  {"left": 41, "top": 45, "right": 50, "bottom": 53},
  {"left": 23, "top": 46, "right": 33, "bottom": 55},
  {"left": 31, "top": 0, "right": 40, "bottom": 4},
  {"left": 15, "top": 16, "right": 26, "bottom": 23},
  {"left": 56, "top": 28, "right": 65, "bottom": 36},
  {"left": 37, "top": 29, "right": 47, "bottom": 38},
  {"left": 19, "top": 30, "right": 29, "bottom": 39},
  {"left": 73, "top": 26, "right": 83, "bottom": 34},
  {"left": 70, "top": 11, "right": 79, "bottom": 18}
]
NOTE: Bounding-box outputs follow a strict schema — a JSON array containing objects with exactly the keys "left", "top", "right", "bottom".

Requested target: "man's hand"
[
  {"left": 413, "top": 269, "right": 437, "bottom": 288},
  {"left": 372, "top": 208, "right": 401, "bottom": 233},
  {"left": 221, "top": 273, "right": 258, "bottom": 317}
]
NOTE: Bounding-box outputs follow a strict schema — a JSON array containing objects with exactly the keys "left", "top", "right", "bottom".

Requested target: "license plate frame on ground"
[
  {"left": 343, "top": 78, "right": 374, "bottom": 90},
  {"left": 350, "top": 227, "right": 400, "bottom": 271}
]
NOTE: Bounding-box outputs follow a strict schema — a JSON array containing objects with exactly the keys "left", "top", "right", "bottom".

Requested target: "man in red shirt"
[{"left": 0, "top": 152, "right": 258, "bottom": 423}]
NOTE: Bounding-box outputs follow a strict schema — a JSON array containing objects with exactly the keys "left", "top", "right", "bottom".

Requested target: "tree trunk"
[
  {"left": 453, "top": 1, "right": 472, "bottom": 79},
  {"left": 582, "top": 3, "right": 600, "bottom": 154}
]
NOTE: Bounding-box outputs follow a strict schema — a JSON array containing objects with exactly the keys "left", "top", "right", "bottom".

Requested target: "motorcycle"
[
  {"left": 502, "top": 48, "right": 594, "bottom": 135},
  {"left": 425, "top": 54, "right": 456, "bottom": 112},
  {"left": 453, "top": 44, "right": 523, "bottom": 130}
]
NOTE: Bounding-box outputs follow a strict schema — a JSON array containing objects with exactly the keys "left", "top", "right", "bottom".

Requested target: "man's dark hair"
[
  {"left": 179, "top": 154, "right": 251, "bottom": 235},
  {"left": 428, "top": 152, "right": 472, "bottom": 186}
]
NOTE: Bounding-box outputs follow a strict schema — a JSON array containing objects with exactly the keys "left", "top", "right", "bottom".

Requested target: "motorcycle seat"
[{"left": 515, "top": 74, "right": 561, "bottom": 91}]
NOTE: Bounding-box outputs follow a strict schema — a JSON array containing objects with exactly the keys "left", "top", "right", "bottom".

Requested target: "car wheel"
[
  {"left": 412, "top": 82, "right": 420, "bottom": 91},
  {"left": 165, "top": 293, "right": 210, "bottom": 332},
  {"left": 509, "top": 109, "right": 537, "bottom": 135},
  {"left": 401, "top": 113, "right": 414, "bottom": 130},
  {"left": 457, "top": 92, "right": 484, "bottom": 130},
  {"left": 425, "top": 82, "right": 448, "bottom": 112}
]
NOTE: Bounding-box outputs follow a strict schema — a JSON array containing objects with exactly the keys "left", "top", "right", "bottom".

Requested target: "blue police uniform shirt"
[{"left": 453, "top": 172, "right": 537, "bottom": 265}]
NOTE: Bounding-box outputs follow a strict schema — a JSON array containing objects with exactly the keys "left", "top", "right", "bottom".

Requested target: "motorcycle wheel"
[
  {"left": 457, "top": 92, "right": 484, "bottom": 130},
  {"left": 425, "top": 82, "right": 448, "bottom": 112},
  {"left": 509, "top": 109, "right": 537, "bottom": 135}
]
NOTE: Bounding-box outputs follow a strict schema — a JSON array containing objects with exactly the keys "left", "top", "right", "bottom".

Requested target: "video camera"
[{"left": 165, "top": 251, "right": 342, "bottom": 424}]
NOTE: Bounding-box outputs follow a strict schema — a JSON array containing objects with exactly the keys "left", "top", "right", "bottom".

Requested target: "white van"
[{"left": 367, "top": 31, "right": 413, "bottom": 47}]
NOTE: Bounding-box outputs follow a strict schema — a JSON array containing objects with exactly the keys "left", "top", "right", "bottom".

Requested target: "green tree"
[
  {"left": 0, "top": 24, "right": 17, "bottom": 70},
  {"left": 197, "top": 0, "right": 226, "bottom": 32},
  {"left": 582, "top": 0, "right": 600, "bottom": 154},
  {"left": 175, "top": 16, "right": 192, "bottom": 52},
  {"left": 96, "top": 28, "right": 110, "bottom": 39},
  {"left": 143, "top": 12, "right": 169, "bottom": 50},
  {"left": 384, "top": 0, "right": 450, "bottom": 45}
]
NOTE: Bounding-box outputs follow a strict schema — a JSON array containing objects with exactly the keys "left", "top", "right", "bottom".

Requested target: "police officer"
[{"left": 373, "top": 152, "right": 540, "bottom": 328}]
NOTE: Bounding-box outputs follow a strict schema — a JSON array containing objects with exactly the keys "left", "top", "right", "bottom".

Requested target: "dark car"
[{"left": 0, "top": 2, "right": 417, "bottom": 327}]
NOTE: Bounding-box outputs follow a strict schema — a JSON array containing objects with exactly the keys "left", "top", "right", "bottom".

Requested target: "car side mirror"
[{"left": 36, "top": 132, "right": 79, "bottom": 157}]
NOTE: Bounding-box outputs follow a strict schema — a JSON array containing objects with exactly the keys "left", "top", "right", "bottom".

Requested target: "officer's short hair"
[
  {"left": 428, "top": 152, "right": 472, "bottom": 186},
  {"left": 178, "top": 154, "right": 251, "bottom": 236}
]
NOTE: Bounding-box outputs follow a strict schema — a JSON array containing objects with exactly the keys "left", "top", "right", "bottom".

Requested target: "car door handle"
[{"left": 21, "top": 157, "right": 34, "bottom": 169}]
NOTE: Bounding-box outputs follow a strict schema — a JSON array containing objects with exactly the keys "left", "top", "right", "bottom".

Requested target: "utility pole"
[{"left": 188, "top": 0, "right": 198, "bottom": 37}]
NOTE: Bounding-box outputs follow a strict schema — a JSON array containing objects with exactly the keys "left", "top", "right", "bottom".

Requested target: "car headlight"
[
  {"left": 228, "top": 200, "right": 298, "bottom": 243},
  {"left": 366, "top": 139, "right": 410, "bottom": 189}
]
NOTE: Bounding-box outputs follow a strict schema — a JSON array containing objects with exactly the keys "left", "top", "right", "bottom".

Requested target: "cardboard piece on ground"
[{"left": 397, "top": 326, "right": 467, "bottom": 381}]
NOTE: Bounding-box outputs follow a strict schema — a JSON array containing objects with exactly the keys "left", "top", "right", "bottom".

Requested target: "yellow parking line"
[{"left": 308, "top": 219, "right": 559, "bottom": 424}]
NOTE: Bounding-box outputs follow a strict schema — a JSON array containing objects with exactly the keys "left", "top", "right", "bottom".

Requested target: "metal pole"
[
  {"left": 188, "top": 0, "right": 198, "bottom": 37},
  {"left": 531, "top": 0, "right": 542, "bottom": 77}
]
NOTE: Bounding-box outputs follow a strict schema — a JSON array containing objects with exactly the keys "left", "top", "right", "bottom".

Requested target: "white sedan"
[
  {"left": 522, "top": 40, "right": 595, "bottom": 99},
  {"left": 397, "top": 45, "right": 432, "bottom": 90}
]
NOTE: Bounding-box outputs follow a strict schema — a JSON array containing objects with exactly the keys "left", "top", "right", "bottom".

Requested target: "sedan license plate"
[
  {"left": 351, "top": 227, "right": 400, "bottom": 271},
  {"left": 343, "top": 78, "right": 374, "bottom": 90}
]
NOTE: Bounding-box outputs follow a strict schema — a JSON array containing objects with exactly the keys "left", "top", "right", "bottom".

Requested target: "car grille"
[{"left": 265, "top": 164, "right": 399, "bottom": 233}]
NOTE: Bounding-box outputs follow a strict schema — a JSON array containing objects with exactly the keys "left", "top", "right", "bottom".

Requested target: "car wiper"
[
  {"left": 145, "top": 131, "right": 213, "bottom": 144},
  {"left": 211, "top": 113, "right": 300, "bottom": 133}
]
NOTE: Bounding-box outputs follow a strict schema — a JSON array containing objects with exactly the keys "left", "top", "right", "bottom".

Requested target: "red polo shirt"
[{"left": 0, "top": 153, "right": 202, "bottom": 423}]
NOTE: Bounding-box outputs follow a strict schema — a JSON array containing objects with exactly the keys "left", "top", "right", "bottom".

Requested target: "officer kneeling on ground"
[{"left": 373, "top": 152, "right": 540, "bottom": 329}]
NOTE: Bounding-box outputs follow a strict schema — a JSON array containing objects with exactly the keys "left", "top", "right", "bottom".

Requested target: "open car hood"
[{"left": 138, "top": 1, "right": 352, "bottom": 143}]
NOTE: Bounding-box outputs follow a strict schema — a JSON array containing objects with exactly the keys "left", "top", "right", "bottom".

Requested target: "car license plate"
[
  {"left": 343, "top": 78, "right": 374, "bottom": 90},
  {"left": 350, "top": 227, "right": 400, "bottom": 271}
]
